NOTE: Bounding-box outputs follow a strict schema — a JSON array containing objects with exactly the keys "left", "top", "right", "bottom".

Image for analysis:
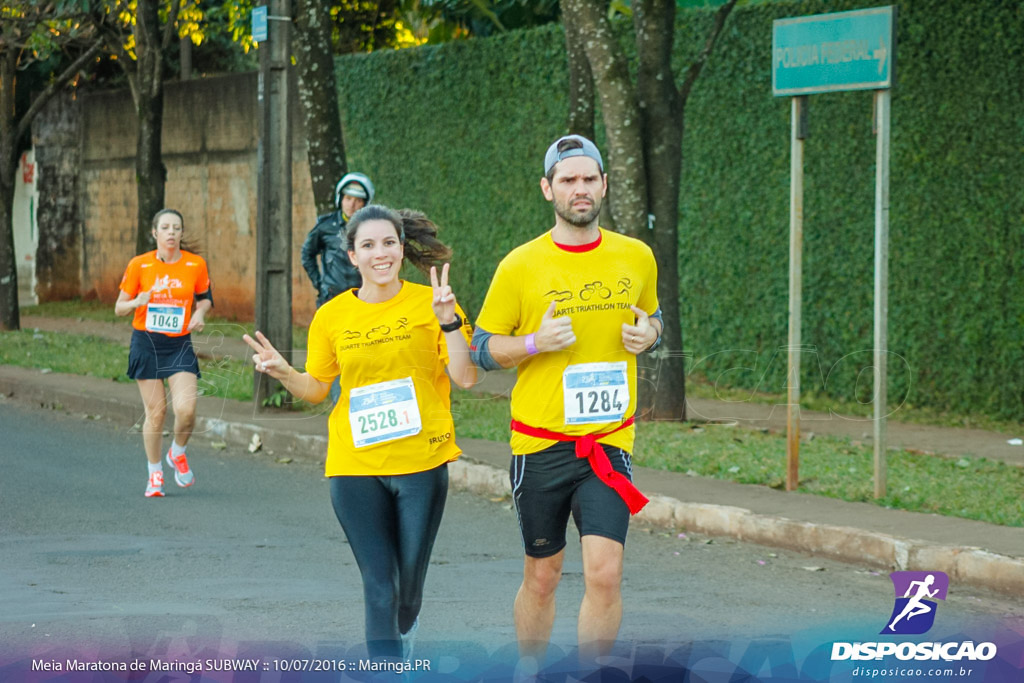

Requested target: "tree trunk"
[
  {"left": 560, "top": 0, "right": 594, "bottom": 141},
  {"left": 0, "top": 34, "right": 101, "bottom": 330},
  {"left": 633, "top": 0, "right": 686, "bottom": 420},
  {"left": 0, "top": 50, "right": 21, "bottom": 331},
  {"left": 133, "top": 0, "right": 166, "bottom": 254},
  {"left": 135, "top": 91, "right": 165, "bottom": 253},
  {"left": 180, "top": 35, "right": 192, "bottom": 81},
  {"left": 294, "top": 0, "right": 347, "bottom": 214},
  {"left": 561, "top": 0, "right": 736, "bottom": 420},
  {"left": 34, "top": 92, "right": 83, "bottom": 302},
  {"left": 0, "top": 158, "right": 19, "bottom": 332},
  {"left": 562, "top": 0, "right": 647, "bottom": 238}
]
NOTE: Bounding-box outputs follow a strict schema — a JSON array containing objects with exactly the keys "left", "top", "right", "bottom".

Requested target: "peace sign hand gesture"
[
  {"left": 430, "top": 263, "right": 459, "bottom": 326},
  {"left": 243, "top": 331, "right": 291, "bottom": 380}
]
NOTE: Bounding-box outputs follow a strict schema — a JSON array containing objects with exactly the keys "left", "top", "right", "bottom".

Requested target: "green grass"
[
  {"left": 1, "top": 330, "right": 130, "bottom": 383},
  {"left": 0, "top": 329, "right": 254, "bottom": 402},
  {"left": 22, "top": 298, "right": 120, "bottom": 322},
  {"left": 24, "top": 299, "right": 1015, "bottom": 433},
  {"left": 636, "top": 420, "right": 1024, "bottom": 527},
  {"left": 450, "top": 388, "right": 1024, "bottom": 527},
  {"left": 21, "top": 299, "right": 309, "bottom": 348}
]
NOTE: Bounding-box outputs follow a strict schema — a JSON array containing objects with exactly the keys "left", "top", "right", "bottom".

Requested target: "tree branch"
[
  {"left": 678, "top": 0, "right": 736, "bottom": 102},
  {"left": 15, "top": 37, "right": 103, "bottom": 142},
  {"left": 89, "top": 9, "right": 134, "bottom": 69},
  {"left": 162, "top": 0, "right": 182, "bottom": 51}
]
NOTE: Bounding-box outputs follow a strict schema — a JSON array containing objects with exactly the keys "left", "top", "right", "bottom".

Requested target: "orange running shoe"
[{"left": 166, "top": 449, "right": 195, "bottom": 487}]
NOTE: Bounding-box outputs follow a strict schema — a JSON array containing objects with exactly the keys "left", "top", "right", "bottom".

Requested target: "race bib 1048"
[
  {"left": 348, "top": 377, "right": 422, "bottom": 448},
  {"left": 563, "top": 361, "right": 629, "bottom": 425},
  {"left": 145, "top": 304, "right": 186, "bottom": 334}
]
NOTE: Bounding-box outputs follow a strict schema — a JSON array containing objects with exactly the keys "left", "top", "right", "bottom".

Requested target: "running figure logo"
[{"left": 881, "top": 571, "right": 949, "bottom": 635}]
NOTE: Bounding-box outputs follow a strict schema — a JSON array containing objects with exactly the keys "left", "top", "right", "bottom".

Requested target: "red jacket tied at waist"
[{"left": 509, "top": 417, "right": 649, "bottom": 515}]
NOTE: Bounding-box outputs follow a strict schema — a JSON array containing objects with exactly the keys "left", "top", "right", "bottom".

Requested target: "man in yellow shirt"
[{"left": 471, "top": 135, "right": 663, "bottom": 663}]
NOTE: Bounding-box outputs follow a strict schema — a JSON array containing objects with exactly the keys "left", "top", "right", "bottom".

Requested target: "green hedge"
[
  {"left": 336, "top": 1, "right": 1024, "bottom": 420},
  {"left": 335, "top": 25, "right": 571, "bottom": 311}
]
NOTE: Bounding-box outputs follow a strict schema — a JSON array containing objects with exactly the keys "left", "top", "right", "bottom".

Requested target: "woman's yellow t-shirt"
[{"left": 305, "top": 282, "right": 471, "bottom": 476}]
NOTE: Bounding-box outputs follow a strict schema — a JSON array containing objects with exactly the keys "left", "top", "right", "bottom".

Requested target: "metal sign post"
[
  {"left": 873, "top": 88, "right": 891, "bottom": 498},
  {"left": 786, "top": 96, "right": 807, "bottom": 492},
  {"left": 772, "top": 6, "right": 895, "bottom": 496}
]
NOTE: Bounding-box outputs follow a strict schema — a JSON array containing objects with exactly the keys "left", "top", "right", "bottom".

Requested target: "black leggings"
[{"left": 329, "top": 463, "right": 448, "bottom": 658}]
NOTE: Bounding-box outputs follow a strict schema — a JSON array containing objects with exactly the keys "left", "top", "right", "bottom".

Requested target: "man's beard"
[{"left": 553, "top": 195, "right": 602, "bottom": 227}]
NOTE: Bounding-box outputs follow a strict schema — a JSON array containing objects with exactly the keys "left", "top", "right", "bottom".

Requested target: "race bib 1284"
[{"left": 563, "top": 361, "right": 629, "bottom": 425}]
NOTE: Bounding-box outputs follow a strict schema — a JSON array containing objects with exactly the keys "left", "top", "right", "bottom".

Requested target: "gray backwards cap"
[{"left": 543, "top": 135, "right": 604, "bottom": 175}]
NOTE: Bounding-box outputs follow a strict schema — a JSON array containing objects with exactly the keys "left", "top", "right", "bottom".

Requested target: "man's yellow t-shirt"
[
  {"left": 305, "top": 282, "right": 472, "bottom": 476},
  {"left": 475, "top": 228, "right": 659, "bottom": 455}
]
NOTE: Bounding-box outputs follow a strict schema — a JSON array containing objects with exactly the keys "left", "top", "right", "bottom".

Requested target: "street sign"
[
  {"left": 773, "top": 6, "right": 894, "bottom": 96},
  {"left": 252, "top": 5, "right": 268, "bottom": 43}
]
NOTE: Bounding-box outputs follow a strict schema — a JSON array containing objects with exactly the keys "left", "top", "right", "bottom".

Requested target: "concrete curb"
[
  {"left": 446, "top": 465, "right": 1024, "bottom": 596},
  {"left": 2, "top": 368, "right": 1022, "bottom": 599}
]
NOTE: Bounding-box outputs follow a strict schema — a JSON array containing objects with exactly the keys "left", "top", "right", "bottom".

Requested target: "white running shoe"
[
  {"left": 166, "top": 449, "right": 194, "bottom": 487},
  {"left": 401, "top": 617, "right": 419, "bottom": 661},
  {"left": 145, "top": 471, "right": 165, "bottom": 498}
]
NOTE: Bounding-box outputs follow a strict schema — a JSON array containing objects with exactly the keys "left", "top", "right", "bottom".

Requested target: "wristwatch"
[{"left": 439, "top": 313, "right": 463, "bottom": 333}]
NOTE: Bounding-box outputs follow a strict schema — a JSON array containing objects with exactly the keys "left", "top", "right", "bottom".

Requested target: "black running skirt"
[{"left": 127, "top": 329, "right": 201, "bottom": 380}]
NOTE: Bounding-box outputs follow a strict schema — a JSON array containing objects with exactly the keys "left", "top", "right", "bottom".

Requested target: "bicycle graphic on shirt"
[{"left": 579, "top": 281, "right": 612, "bottom": 301}]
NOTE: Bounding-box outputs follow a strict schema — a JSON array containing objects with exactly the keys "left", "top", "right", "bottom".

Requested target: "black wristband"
[{"left": 439, "top": 313, "right": 463, "bottom": 333}]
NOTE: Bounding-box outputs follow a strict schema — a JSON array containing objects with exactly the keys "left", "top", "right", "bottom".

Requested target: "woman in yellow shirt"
[{"left": 244, "top": 206, "right": 476, "bottom": 659}]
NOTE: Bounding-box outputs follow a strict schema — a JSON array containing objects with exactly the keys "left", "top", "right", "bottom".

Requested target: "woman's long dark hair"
[{"left": 345, "top": 205, "right": 452, "bottom": 274}]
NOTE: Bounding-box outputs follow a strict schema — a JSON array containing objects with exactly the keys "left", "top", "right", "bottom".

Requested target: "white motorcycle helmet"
[{"left": 334, "top": 172, "right": 375, "bottom": 208}]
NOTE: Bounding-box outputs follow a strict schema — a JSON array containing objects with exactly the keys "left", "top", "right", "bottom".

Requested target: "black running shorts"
[
  {"left": 127, "top": 329, "right": 201, "bottom": 380},
  {"left": 509, "top": 440, "right": 633, "bottom": 558}
]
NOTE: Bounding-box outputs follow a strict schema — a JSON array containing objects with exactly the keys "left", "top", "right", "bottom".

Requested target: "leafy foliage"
[
  {"left": 421, "top": 0, "right": 560, "bottom": 37},
  {"left": 334, "top": 0, "right": 1024, "bottom": 420},
  {"left": 677, "top": 0, "right": 1024, "bottom": 421},
  {"left": 82, "top": 1, "right": 258, "bottom": 82},
  {"left": 336, "top": 24, "right": 570, "bottom": 319}
]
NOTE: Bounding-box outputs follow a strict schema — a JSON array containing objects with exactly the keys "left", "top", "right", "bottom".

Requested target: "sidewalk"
[{"left": 1, "top": 357, "right": 1022, "bottom": 599}]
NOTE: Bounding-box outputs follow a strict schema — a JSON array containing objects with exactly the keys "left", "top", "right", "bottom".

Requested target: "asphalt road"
[{"left": 1, "top": 400, "right": 1020, "bottom": 679}]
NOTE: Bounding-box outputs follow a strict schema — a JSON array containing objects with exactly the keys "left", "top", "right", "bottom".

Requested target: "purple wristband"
[{"left": 524, "top": 333, "right": 539, "bottom": 356}]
